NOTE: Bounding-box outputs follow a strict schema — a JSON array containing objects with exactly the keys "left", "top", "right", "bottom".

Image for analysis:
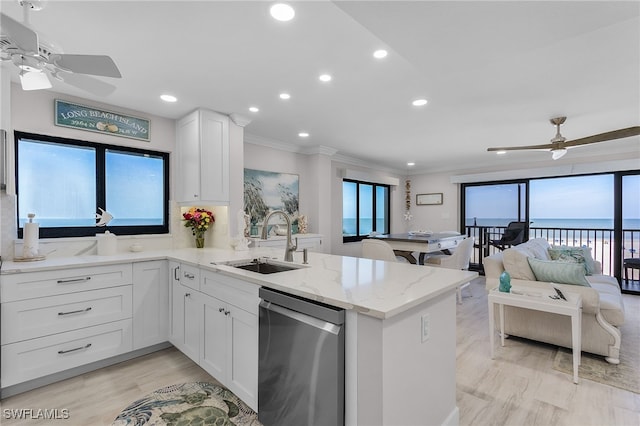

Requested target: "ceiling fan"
[
  {"left": 0, "top": 0, "right": 122, "bottom": 95},
  {"left": 487, "top": 117, "right": 640, "bottom": 160}
]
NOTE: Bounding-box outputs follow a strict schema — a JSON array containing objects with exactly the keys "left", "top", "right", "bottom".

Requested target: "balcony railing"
[{"left": 465, "top": 225, "right": 640, "bottom": 283}]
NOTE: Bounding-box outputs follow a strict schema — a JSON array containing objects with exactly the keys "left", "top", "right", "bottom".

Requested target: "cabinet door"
[
  {"left": 199, "top": 109, "right": 229, "bottom": 203},
  {"left": 200, "top": 293, "right": 227, "bottom": 381},
  {"left": 176, "top": 110, "right": 201, "bottom": 202},
  {"left": 183, "top": 289, "right": 201, "bottom": 363},
  {"left": 227, "top": 306, "right": 258, "bottom": 411},
  {"left": 132, "top": 261, "right": 169, "bottom": 350}
]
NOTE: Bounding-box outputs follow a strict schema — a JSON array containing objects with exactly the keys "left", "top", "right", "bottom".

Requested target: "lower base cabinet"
[
  {"left": 1, "top": 319, "right": 133, "bottom": 387},
  {"left": 169, "top": 264, "right": 258, "bottom": 411},
  {"left": 132, "top": 261, "right": 169, "bottom": 350}
]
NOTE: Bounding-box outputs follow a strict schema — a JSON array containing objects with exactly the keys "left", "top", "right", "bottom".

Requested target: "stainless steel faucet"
[{"left": 260, "top": 210, "right": 297, "bottom": 262}]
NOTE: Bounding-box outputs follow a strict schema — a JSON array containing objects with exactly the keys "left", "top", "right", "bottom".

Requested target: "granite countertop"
[{"left": 0, "top": 247, "right": 477, "bottom": 319}]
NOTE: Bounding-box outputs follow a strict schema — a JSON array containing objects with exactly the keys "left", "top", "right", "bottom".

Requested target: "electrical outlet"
[{"left": 421, "top": 313, "right": 430, "bottom": 343}]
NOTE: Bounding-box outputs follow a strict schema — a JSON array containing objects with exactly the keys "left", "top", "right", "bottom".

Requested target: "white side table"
[{"left": 488, "top": 287, "right": 583, "bottom": 384}]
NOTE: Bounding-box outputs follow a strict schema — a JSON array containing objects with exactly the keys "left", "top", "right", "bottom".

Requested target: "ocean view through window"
[
  {"left": 462, "top": 171, "right": 640, "bottom": 290},
  {"left": 343, "top": 179, "right": 389, "bottom": 242},
  {"left": 15, "top": 131, "right": 169, "bottom": 238}
]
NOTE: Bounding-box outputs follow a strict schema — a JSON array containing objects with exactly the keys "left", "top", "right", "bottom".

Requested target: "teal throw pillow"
[
  {"left": 548, "top": 246, "right": 595, "bottom": 275},
  {"left": 527, "top": 258, "right": 591, "bottom": 286}
]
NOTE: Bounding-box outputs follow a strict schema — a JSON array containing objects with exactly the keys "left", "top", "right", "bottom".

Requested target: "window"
[
  {"left": 16, "top": 131, "right": 169, "bottom": 238},
  {"left": 342, "top": 179, "right": 390, "bottom": 242}
]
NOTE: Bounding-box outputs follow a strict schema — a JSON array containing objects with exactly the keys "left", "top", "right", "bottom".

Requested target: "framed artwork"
[
  {"left": 416, "top": 193, "right": 443, "bottom": 205},
  {"left": 243, "top": 168, "right": 299, "bottom": 225}
]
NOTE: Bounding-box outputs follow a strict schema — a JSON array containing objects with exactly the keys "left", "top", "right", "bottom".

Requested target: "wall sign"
[{"left": 54, "top": 99, "right": 150, "bottom": 141}]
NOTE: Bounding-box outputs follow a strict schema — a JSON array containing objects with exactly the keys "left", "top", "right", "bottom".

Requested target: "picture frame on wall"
[{"left": 416, "top": 193, "right": 443, "bottom": 205}]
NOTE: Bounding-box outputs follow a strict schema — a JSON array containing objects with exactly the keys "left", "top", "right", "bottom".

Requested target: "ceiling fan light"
[
  {"left": 19, "top": 70, "right": 52, "bottom": 90},
  {"left": 551, "top": 148, "right": 567, "bottom": 160}
]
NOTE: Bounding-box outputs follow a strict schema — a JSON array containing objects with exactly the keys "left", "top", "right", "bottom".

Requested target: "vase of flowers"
[{"left": 183, "top": 207, "right": 214, "bottom": 248}]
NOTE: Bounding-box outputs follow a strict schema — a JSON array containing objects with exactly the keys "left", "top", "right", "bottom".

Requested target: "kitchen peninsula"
[{"left": 0, "top": 247, "right": 476, "bottom": 426}]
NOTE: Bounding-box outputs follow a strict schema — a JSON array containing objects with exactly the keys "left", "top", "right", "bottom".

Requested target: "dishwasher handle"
[{"left": 260, "top": 300, "right": 342, "bottom": 336}]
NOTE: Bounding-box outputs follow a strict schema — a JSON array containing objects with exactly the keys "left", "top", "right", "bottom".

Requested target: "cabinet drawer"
[
  {"left": 177, "top": 263, "right": 200, "bottom": 290},
  {"left": 1, "top": 319, "right": 133, "bottom": 387},
  {"left": 201, "top": 270, "right": 259, "bottom": 314},
  {"left": 1, "top": 264, "right": 133, "bottom": 302},
  {"left": 1, "top": 285, "right": 133, "bottom": 345}
]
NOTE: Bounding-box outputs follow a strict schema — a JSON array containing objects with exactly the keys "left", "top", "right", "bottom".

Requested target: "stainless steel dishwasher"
[{"left": 258, "top": 287, "right": 345, "bottom": 426}]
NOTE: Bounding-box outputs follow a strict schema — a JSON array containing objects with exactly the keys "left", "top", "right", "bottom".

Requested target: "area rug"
[
  {"left": 552, "top": 296, "right": 639, "bottom": 394},
  {"left": 112, "top": 382, "right": 262, "bottom": 425}
]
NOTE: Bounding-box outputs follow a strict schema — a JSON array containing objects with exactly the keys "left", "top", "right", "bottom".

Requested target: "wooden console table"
[{"left": 488, "top": 287, "right": 582, "bottom": 384}]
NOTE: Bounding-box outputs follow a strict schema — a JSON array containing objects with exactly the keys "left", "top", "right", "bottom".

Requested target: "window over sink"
[{"left": 15, "top": 131, "right": 169, "bottom": 238}]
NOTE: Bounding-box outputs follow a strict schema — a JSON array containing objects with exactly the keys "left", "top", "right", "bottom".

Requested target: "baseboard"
[{"left": 0, "top": 342, "right": 172, "bottom": 399}]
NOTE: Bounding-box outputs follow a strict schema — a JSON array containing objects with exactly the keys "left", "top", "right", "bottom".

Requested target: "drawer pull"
[
  {"left": 58, "top": 307, "right": 92, "bottom": 316},
  {"left": 184, "top": 272, "right": 195, "bottom": 280},
  {"left": 58, "top": 343, "right": 92, "bottom": 354},
  {"left": 219, "top": 307, "right": 225, "bottom": 313},
  {"left": 174, "top": 266, "right": 180, "bottom": 281},
  {"left": 57, "top": 277, "right": 92, "bottom": 284}
]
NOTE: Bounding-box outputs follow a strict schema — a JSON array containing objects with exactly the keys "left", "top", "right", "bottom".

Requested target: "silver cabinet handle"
[
  {"left": 58, "top": 343, "right": 92, "bottom": 354},
  {"left": 58, "top": 307, "right": 92, "bottom": 316},
  {"left": 174, "top": 266, "right": 180, "bottom": 281},
  {"left": 219, "top": 307, "right": 225, "bottom": 313},
  {"left": 224, "top": 310, "right": 230, "bottom": 316},
  {"left": 57, "top": 277, "right": 91, "bottom": 284},
  {"left": 184, "top": 272, "right": 195, "bottom": 279},
  {"left": 185, "top": 293, "right": 191, "bottom": 298}
]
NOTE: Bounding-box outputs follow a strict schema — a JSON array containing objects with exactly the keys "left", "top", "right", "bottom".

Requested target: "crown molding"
[
  {"left": 244, "top": 132, "right": 406, "bottom": 175},
  {"left": 229, "top": 113, "right": 252, "bottom": 128}
]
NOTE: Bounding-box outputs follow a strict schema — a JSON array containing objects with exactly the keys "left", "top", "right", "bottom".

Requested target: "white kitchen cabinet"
[
  {"left": 176, "top": 108, "right": 230, "bottom": 204},
  {"left": 0, "top": 263, "right": 134, "bottom": 389},
  {"left": 132, "top": 261, "right": 169, "bottom": 350},
  {"left": 169, "top": 262, "right": 200, "bottom": 363},
  {"left": 200, "top": 270, "right": 258, "bottom": 410}
]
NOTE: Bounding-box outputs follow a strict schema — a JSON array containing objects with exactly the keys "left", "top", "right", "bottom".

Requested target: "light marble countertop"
[{"left": 0, "top": 247, "right": 477, "bottom": 319}]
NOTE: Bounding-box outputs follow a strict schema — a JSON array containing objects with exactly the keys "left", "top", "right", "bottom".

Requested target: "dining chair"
[
  {"left": 361, "top": 239, "right": 399, "bottom": 261},
  {"left": 425, "top": 237, "right": 475, "bottom": 303}
]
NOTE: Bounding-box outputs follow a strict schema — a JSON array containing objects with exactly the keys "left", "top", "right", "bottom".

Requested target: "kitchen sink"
[{"left": 218, "top": 259, "right": 304, "bottom": 274}]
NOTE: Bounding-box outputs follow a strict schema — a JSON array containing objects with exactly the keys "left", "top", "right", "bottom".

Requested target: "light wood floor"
[{"left": 1, "top": 277, "right": 638, "bottom": 426}]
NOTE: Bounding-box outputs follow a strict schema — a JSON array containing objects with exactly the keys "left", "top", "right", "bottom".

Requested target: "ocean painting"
[{"left": 243, "top": 168, "right": 299, "bottom": 226}]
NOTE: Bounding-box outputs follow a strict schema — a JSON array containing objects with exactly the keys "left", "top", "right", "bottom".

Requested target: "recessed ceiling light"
[
  {"left": 319, "top": 74, "right": 332, "bottom": 82},
  {"left": 412, "top": 99, "right": 428, "bottom": 107},
  {"left": 270, "top": 3, "right": 295, "bottom": 21},
  {"left": 298, "top": 132, "right": 309, "bottom": 138},
  {"left": 373, "top": 49, "right": 388, "bottom": 59},
  {"left": 160, "top": 94, "right": 177, "bottom": 102},
  {"left": 496, "top": 150, "right": 507, "bottom": 155},
  {"left": 407, "top": 162, "right": 415, "bottom": 166},
  {"left": 249, "top": 106, "right": 259, "bottom": 113},
  {"left": 279, "top": 93, "right": 291, "bottom": 100}
]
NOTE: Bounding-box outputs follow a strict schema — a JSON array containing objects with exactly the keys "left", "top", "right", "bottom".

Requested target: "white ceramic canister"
[{"left": 97, "top": 231, "right": 117, "bottom": 256}]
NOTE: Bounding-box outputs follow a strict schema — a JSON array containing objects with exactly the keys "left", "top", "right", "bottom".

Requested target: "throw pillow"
[
  {"left": 527, "top": 258, "right": 591, "bottom": 286},
  {"left": 503, "top": 249, "right": 536, "bottom": 280},
  {"left": 549, "top": 245, "right": 595, "bottom": 275}
]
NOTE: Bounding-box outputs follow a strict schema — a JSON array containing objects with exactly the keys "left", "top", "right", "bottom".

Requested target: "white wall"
[{"left": 406, "top": 172, "right": 460, "bottom": 233}]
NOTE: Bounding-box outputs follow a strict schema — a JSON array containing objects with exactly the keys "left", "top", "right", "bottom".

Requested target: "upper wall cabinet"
[{"left": 176, "top": 109, "right": 230, "bottom": 204}]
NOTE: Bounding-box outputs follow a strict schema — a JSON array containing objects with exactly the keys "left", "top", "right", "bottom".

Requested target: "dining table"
[{"left": 369, "top": 232, "right": 466, "bottom": 264}]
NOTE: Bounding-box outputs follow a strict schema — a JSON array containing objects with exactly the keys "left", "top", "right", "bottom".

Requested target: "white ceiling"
[{"left": 2, "top": 1, "right": 639, "bottom": 174}]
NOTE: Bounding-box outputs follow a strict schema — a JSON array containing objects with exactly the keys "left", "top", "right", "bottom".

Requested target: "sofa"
[{"left": 484, "top": 238, "right": 625, "bottom": 364}]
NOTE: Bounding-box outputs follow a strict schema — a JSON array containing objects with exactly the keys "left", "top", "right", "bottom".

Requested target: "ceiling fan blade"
[
  {"left": 487, "top": 143, "right": 555, "bottom": 152},
  {"left": 50, "top": 54, "right": 122, "bottom": 78},
  {"left": 58, "top": 72, "right": 117, "bottom": 96},
  {"left": 564, "top": 126, "right": 640, "bottom": 147},
  {"left": 0, "top": 13, "right": 39, "bottom": 54}
]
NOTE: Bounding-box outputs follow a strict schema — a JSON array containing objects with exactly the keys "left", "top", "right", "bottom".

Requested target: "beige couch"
[{"left": 484, "top": 238, "right": 625, "bottom": 364}]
